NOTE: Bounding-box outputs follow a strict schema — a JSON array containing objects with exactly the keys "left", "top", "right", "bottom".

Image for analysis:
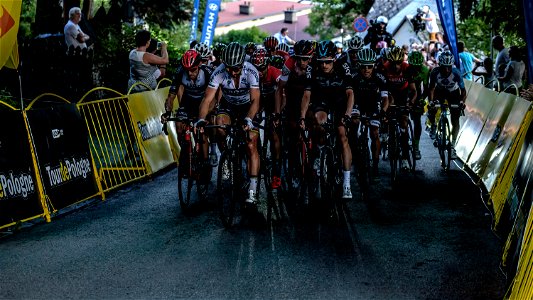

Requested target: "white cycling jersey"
[{"left": 208, "top": 62, "right": 260, "bottom": 106}]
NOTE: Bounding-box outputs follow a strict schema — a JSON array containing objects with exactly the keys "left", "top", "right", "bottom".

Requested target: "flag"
[
  {"left": 0, "top": 0, "right": 21, "bottom": 69},
  {"left": 524, "top": 0, "right": 533, "bottom": 84},
  {"left": 189, "top": 0, "right": 201, "bottom": 44},
  {"left": 200, "top": 0, "right": 221, "bottom": 47},
  {"left": 435, "top": 0, "right": 459, "bottom": 69}
]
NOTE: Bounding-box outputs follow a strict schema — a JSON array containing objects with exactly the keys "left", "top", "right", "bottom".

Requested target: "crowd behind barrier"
[{"left": 0, "top": 79, "right": 532, "bottom": 297}]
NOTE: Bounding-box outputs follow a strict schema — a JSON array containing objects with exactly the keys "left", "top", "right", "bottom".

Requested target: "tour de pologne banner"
[
  {"left": 26, "top": 103, "right": 98, "bottom": 210},
  {"left": 436, "top": 0, "right": 459, "bottom": 68},
  {"left": 0, "top": 110, "right": 43, "bottom": 227},
  {"left": 189, "top": 0, "right": 201, "bottom": 43},
  {"left": 200, "top": 0, "right": 221, "bottom": 47}
]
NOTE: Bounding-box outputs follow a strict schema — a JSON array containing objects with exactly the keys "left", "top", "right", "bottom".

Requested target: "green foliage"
[
  {"left": 456, "top": 18, "right": 491, "bottom": 58},
  {"left": 213, "top": 26, "right": 270, "bottom": 45},
  {"left": 130, "top": 0, "right": 192, "bottom": 30},
  {"left": 19, "top": 0, "right": 37, "bottom": 38},
  {"left": 305, "top": 0, "right": 372, "bottom": 40}
]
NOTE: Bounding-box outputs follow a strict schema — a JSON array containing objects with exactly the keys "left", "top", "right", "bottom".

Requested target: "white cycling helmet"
[{"left": 376, "top": 16, "right": 388, "bottom": 25}]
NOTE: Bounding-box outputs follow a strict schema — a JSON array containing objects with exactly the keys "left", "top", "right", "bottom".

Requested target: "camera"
[
  {"left": 157, "top": 42, "right": 162, "bottom": 50},
  {"left": 411, "top": 12, "right": 425, "bottom": 33}
]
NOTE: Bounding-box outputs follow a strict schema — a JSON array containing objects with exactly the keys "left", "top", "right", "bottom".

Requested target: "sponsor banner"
[
  {"left": 436, "top": 0, "right": 459, "bottom": 68},
  {"left": 127, "top": 87, "right": 176, "bottom": 173},
  {"left": 0, "top": 0, "right": 21, "bottom": 69},
  {"left": 26, "top": 104, "right": 98, "bottom": 210},
  {"left": 189, "top": 0, "right": 201, "bottom": 43},
  {"left": 0, "top": 110, "right": 43, "bottom": 227},
  {"left": 200, "top": 0, "right": 221, "bottom": 47}
]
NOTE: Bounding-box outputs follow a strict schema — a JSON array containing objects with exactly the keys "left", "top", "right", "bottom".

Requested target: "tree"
[
  {"left": 213, "top": 27, "right": 270, "bottom": 45},
  {"left": 305, "top": 0, "right": 373, "bottom": 40}
]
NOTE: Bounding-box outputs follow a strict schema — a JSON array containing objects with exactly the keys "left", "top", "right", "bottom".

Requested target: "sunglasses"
[
  {"left": 359, "top": 65, "right": 374, "bottom": 70},
  {"left": 317, "top": 59, "right": 334, "bottom": 64},
  {"left": 296, "top": 56, "right": 311, "bottom": 62},
  {"left": 254, "top": 64, "right": 267, "bottom": 71},
  {"left": 226, "top": 65, "right": 243, "bottom": 73}
]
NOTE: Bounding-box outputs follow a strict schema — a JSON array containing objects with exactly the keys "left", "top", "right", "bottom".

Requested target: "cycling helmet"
[
  {"left": 316, "top": 40, "right": 336, "bottom": 59},
  {"left": 387, "top": 46, "right": 404, "bottom": 62},
  {"left": 376, "top": 15, "right": 388, "bottom": 25},
  {"left": 263, "top": 36, "right": 279, "bottom": 51},
  {"left": 438, "top": 50, "right": 455, "bottom": 66},
  {"left": 251, "top": 48, "right": 268, "bottom": 69},
  {"left": 276, "top": 43, "right": 290, "bottom": 53},
  {"left": 408, "top": 51, "right": 424, "bottom": 66},
  {"left": 269, "top": 55, "right": 285, "bottom": 69},
  {"left": 212, "top": 42, "right": 227, "bottom": 58},
  {"left": 181, "top": 49, "right": 202, "bottom": 70},
  {"left": 347, "top": 36, "right": 364, "bottom": 51},
  {"left": 245, "top": 42, "right": 257, "bottom": 53},
  {"left": 194, "top": 42, "right": 211, "bottom": 59},
  {"left": 357, "top": 48, "right": 377, "bottom": 65},
  {"left": 222, "top": 42, "right": 246, "bottom": 67},
  {"left": 293, "top": 39, "right": 314, "bottom": 57}
]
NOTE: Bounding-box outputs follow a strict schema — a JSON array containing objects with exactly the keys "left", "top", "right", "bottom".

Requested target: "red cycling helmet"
[
  {"left": 263, "top": 36, "right": 279, "bottom": 52},
  {"left": 251, "top": 48, "right": 269, "bottom": 69},
  {"left": 181, "top": 49, "right": 202, "bottom": 70}
]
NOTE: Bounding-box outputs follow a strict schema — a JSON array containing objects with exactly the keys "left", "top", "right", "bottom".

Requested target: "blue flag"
[
  {"left": 189, "top": 0, "right": 201, "bottom": 43},
  {"left": 524, "top": 0, "right": 533, "bottom": 84},
  {"left": 436, "top": 0, "right": 459, "bottom": 68},
  {"left": 200, "top": 0, "right": 221, "bottom": 47}
]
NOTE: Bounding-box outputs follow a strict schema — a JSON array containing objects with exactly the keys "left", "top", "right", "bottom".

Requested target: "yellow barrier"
[{"left": 77, "top": 87, "right": 149, "bottom": 193}]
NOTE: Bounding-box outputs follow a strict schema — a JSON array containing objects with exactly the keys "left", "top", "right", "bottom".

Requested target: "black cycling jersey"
[
  {"left": 335, "top": 52, "right": 360, "bottom": 79},
  {"left": 352, "top": 72, "right": 388, "bottom": 116},
  {"left": 310, "top": 65, "right": 353, "bottom": 113}
]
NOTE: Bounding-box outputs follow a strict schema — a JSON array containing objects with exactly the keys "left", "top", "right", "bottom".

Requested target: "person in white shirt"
[
  {"left": 273, "top": 28, "right": 295, "bottom": 45},
  {"left": 64, "top": 7, "right": 90, "bottom": 49},
  {"left": 499, "top": 46, "right": 526, "bottom": 95},
  {"left": 420, "top": 5, "right": 441, "bottom": 43}
]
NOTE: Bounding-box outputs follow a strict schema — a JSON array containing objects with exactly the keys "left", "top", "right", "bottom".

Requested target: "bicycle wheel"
[
  {"left": 406, "top": 120, "right": 416, "bottom": 172},
  {"left": 217, "top": 150, "right": 239, "bottom": 228},
  {"left": 353, "top": 134, "right": 371, "bottom": 194},
  {"left": 319, "top": 146, "right": 335, "bottom": 202},
  {"left": 437, "top": 117, "right": 452, "bottom": 171},
  {"left": 388, "top": 126, "right": 400, "bottom": 186},
  {"left": 196, "top": 161, "right": 211, "bottom": 203},
  {"left": 177, "top": 143, "right": 194, "bottom": 211}
]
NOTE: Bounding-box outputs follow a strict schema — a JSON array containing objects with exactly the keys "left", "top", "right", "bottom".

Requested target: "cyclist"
[
  {"left": 375, "top": 47, "right": 390, "bottom": 74},
  {"left": 161, "top": 49, "right": 213, "bottom": 161},
  {"left": 263, "top": 36, "right": 280, "bottom": 57},
  {"left": 244, "top": 42, "right": 257, "bottom": 62},
  {"left": 300, "top": 40, "right": 354, "bottom": 199},
  {"left": 427, "top": 50, "right": 466, "bottom": 160},
  {"left": 250, "top": 48, "right": 284, "bottom": 189},
  {"left": 275, "top": 43, "right": 291, "bottom": 61},
  {"left": 211, "top": 42, "right": 227, "bottom": 68},
  {"left": 351, "top": 48, "right": 389, "bottom": 176},
  {"left": 337, "top": 35, "right": 365, "bottom": 78},
  {"left": 195, "top": 42, "right": 261, "bottom": 204},
  {"left": 405, "top": 50, "right": 430, "bottom": 160},
  {"left": 382, "top": 46, "right": 417, "bottom": 169},
  {"left": 194, "top": 42, "right": 213, "bottom": 68},
  {"left": 277, "top": 39, "right": 314, "bottom": 197}
]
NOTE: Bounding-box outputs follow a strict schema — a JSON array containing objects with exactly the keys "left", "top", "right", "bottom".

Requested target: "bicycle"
[
  {"left": 349, "top": 115, "right": 372, "bottom": 198},
  {"left": 207, "top": 121, "right": 266, "bottom": 228},
  {"left": 386, "top": 105, "right": 416, "bottom": 186},
  {"left": 162, "top": 117, "right": 211, "bottom": 212},
  {"left": 431, "top": 102, "right": 463, "bottom": 171}
]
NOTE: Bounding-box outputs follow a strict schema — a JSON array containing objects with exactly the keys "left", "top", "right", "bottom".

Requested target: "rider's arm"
[
  {"left": 198, "top": 87, "right": 217, "bottom": 120},
  {"left": 275, "top": 79, "right": 286, "bottom": 115},
  {"left": 345, "top": 88, "right": 354, "bottom": 116},
  {"left": 408, "top": 82, "right": 417, "bottom": 105},
  {"left": 247, "top": 88, "right": 260, "bottom": 120},
  {"left": 300, "top": 90, "right": 311, "bottom": 120}
]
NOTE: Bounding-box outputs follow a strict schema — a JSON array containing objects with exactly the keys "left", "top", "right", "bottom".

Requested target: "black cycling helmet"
[
  {"left": 212, "top": 42, "right": 227, "bottom": 59},
  {"left": 245, "top": 42, "right": 257, "bottom": 53},
  {"left": 387, "top": 46, "right": 404, "bottom": 62},
  {"left": 276, "top": 43, "right": 290, "bottom": 53},
  {"left": 222, "top": 42, "right": 246, "bottom": 67},
  {"left": 293, "top": 40, "right": 314, "bottom": 57},
  {"left": 316, "top": 40, "right": 336, "bottom": 59},
  {"left": 347, "top": 36, "right": 364, "bottom": 52},
  {"left": 269, "top": 55, "right": 285, "bottom": 69}
]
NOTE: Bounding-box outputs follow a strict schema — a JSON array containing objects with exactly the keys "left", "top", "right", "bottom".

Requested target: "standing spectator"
[
  {"left": 420, "top": 5, "right": 442, "bottom": 43},
  {"left": 499, "top": 46, "right": 526, "bottom": 95},
  {"left": 146, "top": 38, "right": 167, "bottom": 79},
  {"left": 274, "top": 28, "right": 296, "bottom": 45},
  {"left": 472, "top": 57, "right": 496, "bottom": 89},
  {"left": 363, "top": 16, "right": 394, "bottom": 54},
  {"left": 492, "top": 35, "right": 510, "bottom": 79},
  {"left": 457, "top": 41, "right": 481, "bottom": 81},
  {"left": 64, "top": 7, "right": 90, "bottom": 49},
  {"left": 128, "top": 30, "right": 169, "bottom": 93}
]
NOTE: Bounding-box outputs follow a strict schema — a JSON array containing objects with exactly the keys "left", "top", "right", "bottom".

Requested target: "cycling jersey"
[
  {"left": 209, "top": 62, "right": 260, "bottom": 106},
  {"left": 280, "top": 57, "right": 313, "bottom": 119},
  {"left": 352, "top": 72, "right": 388, "bottom": 118},
  {"left": 335, "top": 52, "right": 359, "bottom": 79},
  {"left": 310, "top": 64, "right": 353, "bottom": 116},
  {"left": 382, "top": 61, "right": 411, "bottom": 105},
  {"left": 169, "top": 64, "right": 212, "bottom": 105},
  {"left": 405, "top": 64, "right": 430, "bottom": 104},
  {"left": 429, "top": 66, "right": 464, "bottom": 92},
  {"left": 258, "top": 65, "right": 282, "bottom": 97}
]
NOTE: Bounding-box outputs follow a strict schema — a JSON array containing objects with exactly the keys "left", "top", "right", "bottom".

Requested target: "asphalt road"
[{"left": 0, "top": 126, "right": 507, "bottom": 299}]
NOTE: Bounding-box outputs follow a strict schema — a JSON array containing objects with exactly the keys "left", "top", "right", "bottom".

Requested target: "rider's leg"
[
  {"left": 246, "top": 130, "right": 261, "bottom": 204},
  {"left": 370, "top": 124, "right": 380, "bottom": 172}
]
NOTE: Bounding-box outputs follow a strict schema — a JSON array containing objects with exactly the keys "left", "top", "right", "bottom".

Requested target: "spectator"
[
  {"left": 492, "top": 35, "right": 510, "bottom": 79},
  {"left": 472, "top": 57, "right": 497, "bottom": 89},
  {"left": 420, "top": 5, "right": 442, "bottom": 43},
  {"left": 64, "top": 7, "right": 90, "bottom": 49},
  {"left": 457, "top": 41, "right": 481, "bottom": 80},
  {"left": 274, "top": 27, "right": 295, "bottom": 45},
  {"left": 128, "top": 30, "right": 169, "bottom": 93},
  {"left": 146, "top": 38, "right": 167, "bottom": 79},
  {"left": 335, "top": 41, "right": 344, "bottom": 59},
  {"left": 363, "top": 16, "right": 394, "bottom": 54},
  {"left": 499, "top": 46, "right": 526, "bottom": 95}
]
